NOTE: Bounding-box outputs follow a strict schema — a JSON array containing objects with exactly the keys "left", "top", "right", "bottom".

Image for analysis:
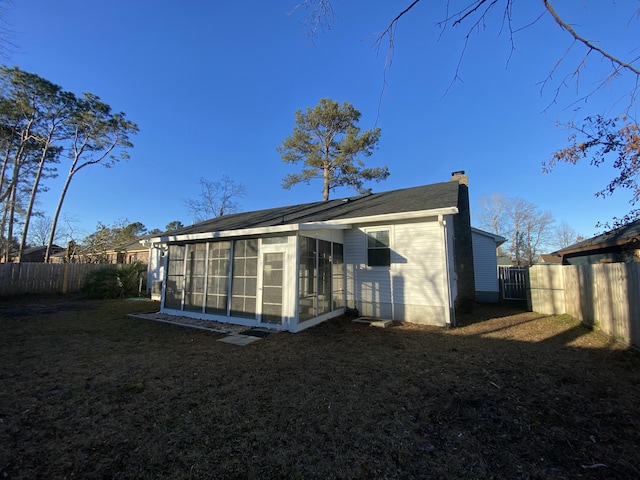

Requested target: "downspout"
[{"left": 440, "top": 215, "right": 455, "bottom": 327}]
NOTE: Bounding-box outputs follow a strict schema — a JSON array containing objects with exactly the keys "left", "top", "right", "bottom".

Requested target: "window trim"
[{"left": 365, "top": 227, "right": 392, "bottom": 268}]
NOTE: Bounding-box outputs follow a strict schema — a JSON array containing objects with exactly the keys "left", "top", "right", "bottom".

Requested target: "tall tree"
[
  {"left": 0, "top": 67, "right": 49, "bottom": 260},
  {"left": 278, "top": 98, "right": 388, "bottom": 201},
  {"left": 14, "top": 78, "right": 77, "bottom": 261},
  {"left": 45, "top": 93, "right": 138, "bottom": 262},
  {"left": 509, "top": 198, "right": 555, "bottom": 266},
  {"left": 165, "top": 220, "right": 185, "bottom": 231},
  {"left": 184, "top": 175, "right": 245, "bottom": 223},
  {"left": 81, "top": 219, "right": 146, "bottom": 262},
  {"left": 476, "top": 194, "right": 555, "bottom": 266},
  {"left": 475, "top": 193, "right": 509, "bottom": 256},
  {"left": 552, "top": 221, "right": 583, "bottom": 250}
]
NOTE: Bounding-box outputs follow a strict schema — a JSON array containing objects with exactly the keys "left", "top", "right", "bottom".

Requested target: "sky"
[{"left": 4, "top": 1, "right": 639, "bottom": 244}]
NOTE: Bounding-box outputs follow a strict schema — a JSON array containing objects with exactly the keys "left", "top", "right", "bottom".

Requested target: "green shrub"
[{"left": 83, "top": 262, "right": 148, "bottom": 299}]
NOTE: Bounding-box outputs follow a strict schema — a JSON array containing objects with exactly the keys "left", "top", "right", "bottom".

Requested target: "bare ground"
[{"left": 1, "top": 296, "right": 639, "bottom": 479}]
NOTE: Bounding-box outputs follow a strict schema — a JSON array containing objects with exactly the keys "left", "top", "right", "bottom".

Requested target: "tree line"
[
  {"left": 475, "top": 193, "right": 582, "bottom": 267},
  {"left": 0, "top": 66, "right": 138, "bottom": 263}
]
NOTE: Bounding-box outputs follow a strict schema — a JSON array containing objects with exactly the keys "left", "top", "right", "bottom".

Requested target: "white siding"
[
  {"left": 393, "top": 222, "right": 446, "bottom": 305},
  {"left": 345, "top": 220, "right": 450, "bottom": 325},
  {"left": 472, "top": 230, "right": 499, "bottom": 293}
]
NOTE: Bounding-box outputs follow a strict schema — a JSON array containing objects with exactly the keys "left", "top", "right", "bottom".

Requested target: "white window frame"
[{"left": 364, "top": 226, "right": 393, "bottom": 268}]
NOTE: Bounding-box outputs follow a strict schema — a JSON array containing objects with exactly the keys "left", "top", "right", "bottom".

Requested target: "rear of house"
[{"left": 144, "top": 173, "right": 477, "bottom": 332}]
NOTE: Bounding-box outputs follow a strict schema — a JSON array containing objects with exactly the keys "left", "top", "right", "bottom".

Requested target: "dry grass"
[{"left": 1, "top": 296, "right": 640, "bottom": 479}]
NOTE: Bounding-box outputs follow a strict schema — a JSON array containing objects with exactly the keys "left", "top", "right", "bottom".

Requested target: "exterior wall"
[
  {"left": 345, "top": 219, "right": 451, "bottom": 326},
  {"left": 472, "top": 231, "right": 500, "bottom": 303}
]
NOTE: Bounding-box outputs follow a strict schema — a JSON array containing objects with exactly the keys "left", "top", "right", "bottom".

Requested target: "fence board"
[
  {"left": 529, "top": 263, "right": 640, "bottom": 349},
  {"left": 0, "top": 263, "right": 119, "bottom": 296}
]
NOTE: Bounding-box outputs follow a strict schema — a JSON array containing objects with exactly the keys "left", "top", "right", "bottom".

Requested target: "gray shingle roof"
[
  {"left": 168, "top": 181, "right": 460, "bottom": 237},
  {"left": 555, "top": 219, "right": 640, "bottom": 254}
]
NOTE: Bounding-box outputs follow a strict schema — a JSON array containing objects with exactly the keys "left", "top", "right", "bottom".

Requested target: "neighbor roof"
[
  {"left": 158, "top": 181, "right": 460, "bottom": 240},
  {"left": 554, "top": 219, "right": 640, "bottom": 256}
]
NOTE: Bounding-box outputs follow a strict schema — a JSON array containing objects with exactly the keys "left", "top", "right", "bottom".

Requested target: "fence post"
[{"left": 62, "top": 263, "right": 69, "bottom": 294}]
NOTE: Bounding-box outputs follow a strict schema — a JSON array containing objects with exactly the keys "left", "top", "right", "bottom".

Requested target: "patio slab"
[{"left": 217, "top": 334, "right": 263, "bottom": 346}]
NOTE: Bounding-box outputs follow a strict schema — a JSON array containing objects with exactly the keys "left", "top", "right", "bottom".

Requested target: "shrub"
[{"left": 83, "top": 262, "right": 148, "bottom": 299}]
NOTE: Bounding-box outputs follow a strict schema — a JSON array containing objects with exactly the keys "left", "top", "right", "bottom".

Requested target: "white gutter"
[{"left": 305, "top": 206, "right": 459, "bottom": 227}]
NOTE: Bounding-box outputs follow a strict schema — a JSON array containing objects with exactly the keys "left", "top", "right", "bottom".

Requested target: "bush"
[{"left": 82, "top": 262, "right": 148, "bottom": 299}]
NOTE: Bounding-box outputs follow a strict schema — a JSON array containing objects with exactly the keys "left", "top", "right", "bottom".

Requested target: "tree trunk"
[
  {"left": 5, "top": 182, "right": 17, "bottom": 261},
  {"left": 45, "top": 169, "right": 73, "bottom": 264},
  {"left": 17, "top": 136, "right": 54, "bottom": 262},
  {"left": 0, "top": 192, "right": 9, "bottom": 262},
  {"left": 323, "top": 164, "right": 330, "bottom": 201}
]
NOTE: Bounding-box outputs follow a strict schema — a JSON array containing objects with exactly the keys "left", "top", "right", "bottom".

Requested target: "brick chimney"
[
  {"left": 451, "top": 170, "right": 468, "bottom": 186},
  {"left": 450, "top": 170, "right": 475, "bottom": 312}
]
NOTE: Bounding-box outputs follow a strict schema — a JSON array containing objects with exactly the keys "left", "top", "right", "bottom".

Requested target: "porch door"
[{"left": 260, "top": 252, "right": 284, "bottom": 324}]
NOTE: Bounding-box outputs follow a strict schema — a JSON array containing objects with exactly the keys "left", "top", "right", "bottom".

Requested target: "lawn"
[{"left": 1, "top": 296, "right": 639, "bottom": 479}]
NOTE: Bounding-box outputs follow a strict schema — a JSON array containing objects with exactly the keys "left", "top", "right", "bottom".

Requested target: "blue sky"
[{"left": 5, "top": 1, "right": 638, "bottom": 242}]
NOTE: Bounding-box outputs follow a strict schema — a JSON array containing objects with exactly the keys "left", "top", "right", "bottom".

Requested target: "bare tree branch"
[
  {"left": 292, "top": 0, "right": 640, "bottom": 110},
  {"left": 288, "top": 0, "right": 336, "bottom": 40},
  {"left": 543, "top": 0, "right": 640, "bottom": 77}
]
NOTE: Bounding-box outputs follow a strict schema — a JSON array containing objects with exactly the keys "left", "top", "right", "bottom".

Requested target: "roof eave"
[
  {"left": 158, "top": 224, "right": 301, "bottom": 243},
  {"left": 313, "top": 206, "right": 459, "bottom": 226},
  {"left": 151, "top": 206, "right": 459, "bottom": 244},
  {"left": 558, "top": 236, "right": 640, "bottom": 256}
]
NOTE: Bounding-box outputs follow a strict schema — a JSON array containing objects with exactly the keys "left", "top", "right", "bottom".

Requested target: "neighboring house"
[
  {"left": 144, "top": 172, "right": 478, "bottom": 333},
  {"left": 471, "top": 228, "right": 506, "bottom": 303},
  {"left": 553, "top": 220, "right": 640, "bottom": 265},
  {"left": 51, "top": 238, "right": 152, "bottom": 264},
  {"left": 538, "top": 253, "right": 562, "bottom": 264},
  {"left": 8, "top": 245, "right": 64, "bottom": 263},
  {"left": 102, "top": 238, "right": 151, "bottom": 264}
]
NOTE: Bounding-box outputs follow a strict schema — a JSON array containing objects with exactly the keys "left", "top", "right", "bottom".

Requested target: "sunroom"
[{"left": 158, "top": 227, "right": 346, "bottom": 333}]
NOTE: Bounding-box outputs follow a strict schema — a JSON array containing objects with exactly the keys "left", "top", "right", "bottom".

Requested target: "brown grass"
[{"left": 1, "top": 296, "right": 640, "bottom": 479}]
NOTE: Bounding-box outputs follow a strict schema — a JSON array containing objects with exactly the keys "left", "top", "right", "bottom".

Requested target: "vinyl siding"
[
  {"left": 471, "top": 231, "right": 499, "bottom": 293},
  {"left": 345, "top": 220, "right": 449, "bottom": 324}
]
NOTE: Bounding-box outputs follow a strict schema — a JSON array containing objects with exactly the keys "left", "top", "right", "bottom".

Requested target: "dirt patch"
[{"left": 1, "top": 298, "right": 639, "bottom": 479}]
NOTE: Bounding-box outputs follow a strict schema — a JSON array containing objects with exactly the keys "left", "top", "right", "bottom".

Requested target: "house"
[
  {"left": 9, "top": 244, "right": 64, "bottom": 263},
  {"left": 553, "top": 220, "right": 640, "bottom": 265},
  {"left": 143, "top": 172, "right": 481, "bottom": 333},
  {"left": 102, "top": 238, "right": 151, "bottom": 264},
  {"left": 471, "top": 228, "right": 506, "bottom": 303},
  {"left": 50, "top": 238, "right": 151, "bottom": 264}
]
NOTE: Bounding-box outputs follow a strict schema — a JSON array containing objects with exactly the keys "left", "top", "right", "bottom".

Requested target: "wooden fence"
[
  {"left": 528, "top": 263, "right": 640, "bottom": 349},
  {"left": 0, "top": 263, "right": 114, "bottom": 296},
  {"left": 498, "top": 266, "right": 528, "bottom": 300}
]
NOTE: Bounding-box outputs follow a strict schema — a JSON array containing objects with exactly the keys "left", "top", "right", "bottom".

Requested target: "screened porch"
[{"left": 160, "top": 233, "right": 346, "bottom": 332}]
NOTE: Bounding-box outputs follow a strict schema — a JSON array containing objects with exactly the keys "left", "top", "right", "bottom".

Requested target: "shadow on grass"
[{"left": 1, "top": 296, "right": 639, "bottom": 479}]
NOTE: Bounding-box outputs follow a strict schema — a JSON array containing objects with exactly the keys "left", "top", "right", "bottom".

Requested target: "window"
[{"left": 367, "top": 230, "right": 391, "bottom": 267}]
